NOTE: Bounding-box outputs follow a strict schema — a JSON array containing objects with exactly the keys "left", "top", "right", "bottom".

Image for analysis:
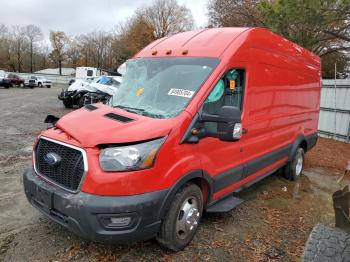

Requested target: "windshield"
[{"left": 110, "top": 57, "right": 219, "bottom": 118}]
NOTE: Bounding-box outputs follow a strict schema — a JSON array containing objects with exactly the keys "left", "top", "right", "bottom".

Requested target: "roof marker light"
[
  {"left": 182, "top": 50, "right": 188, "bottom": 55},
  {"left": 152, "top": 50, "right": 157, "bottom": 55},
  {"left": 166, "top": 50, "right": 172, "bottom": 55}
]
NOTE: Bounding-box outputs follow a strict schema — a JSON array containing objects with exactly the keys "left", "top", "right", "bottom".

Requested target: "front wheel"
[
  {"left": 157, "top": 183, "right": 203, "bottom": 251},
  {"left": 284, "top": 147, "right": 304, "bottom": 181}
]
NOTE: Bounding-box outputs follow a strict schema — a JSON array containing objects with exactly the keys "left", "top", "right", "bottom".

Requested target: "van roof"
[{"left": 136, "top": 27, "right": 320, "bottom": 67}]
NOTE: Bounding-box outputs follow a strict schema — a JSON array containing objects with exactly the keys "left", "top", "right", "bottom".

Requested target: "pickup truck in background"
[
  {"left": 24, "top": 76, "right": 52, "bottom": 88},
  {"left": 2, "top": 73, "right": 25, "bottom": 88}
]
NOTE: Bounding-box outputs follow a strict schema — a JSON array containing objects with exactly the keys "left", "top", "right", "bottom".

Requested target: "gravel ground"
[{"left": 0, "top": 85, "right": 349, "bottom": 262}]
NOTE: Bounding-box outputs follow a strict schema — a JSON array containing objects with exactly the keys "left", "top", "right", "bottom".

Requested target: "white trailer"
[{"left": 75, "top": 67, "right": 101, "bottom": 79}]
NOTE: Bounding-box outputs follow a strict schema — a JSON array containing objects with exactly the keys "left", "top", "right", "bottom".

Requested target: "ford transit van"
[{"left": 23, "top": 27, "right": 321, "bottom": 251}]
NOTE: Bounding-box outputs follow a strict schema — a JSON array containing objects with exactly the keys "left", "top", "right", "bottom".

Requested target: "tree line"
[
  {"left": 208, "top": 0, "right": 350, "bottom": 78},
  {"left": 0, "top": 0, "right": 349, "bottom": 78},
  {"left": 0, "top": 0, "right": 193, "bottom": 75}
]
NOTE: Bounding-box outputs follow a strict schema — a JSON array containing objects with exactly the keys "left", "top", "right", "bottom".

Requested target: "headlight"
[{"left": 99, "top": 137, "right": 166, "bottom": 171}]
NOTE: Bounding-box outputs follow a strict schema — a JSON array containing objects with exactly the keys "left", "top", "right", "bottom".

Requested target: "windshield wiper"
[
  {"left": 114, "top": 104, "right": 166, "bottom": 119},
  {"left": 114, "top": 105, "right": 145, "bottom": 114}
]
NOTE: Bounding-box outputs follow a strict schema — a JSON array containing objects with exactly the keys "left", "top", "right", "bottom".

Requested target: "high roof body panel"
[
  {"left": 135, "top": 27, "right": 320, "bottom": 69},
  {"left": 136, "top": 27, "right": 251, "bottom": 58}
]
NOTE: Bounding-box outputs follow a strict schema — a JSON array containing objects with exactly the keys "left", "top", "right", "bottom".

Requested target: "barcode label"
[{"left": 168, "top": 88, "right": 194, "bottom": 98}]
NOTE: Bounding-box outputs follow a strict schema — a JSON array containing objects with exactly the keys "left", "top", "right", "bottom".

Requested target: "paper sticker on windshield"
[{"left": 168, "top": 88, "right": 194, "bottom": 98}]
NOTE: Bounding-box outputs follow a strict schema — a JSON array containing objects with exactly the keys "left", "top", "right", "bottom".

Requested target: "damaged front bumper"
[
  {"left": 23, "top": 168, "right": 168, "bottom": 243},
  {"left": 58, "top": 90, "right": 75, "bottom": 101}
]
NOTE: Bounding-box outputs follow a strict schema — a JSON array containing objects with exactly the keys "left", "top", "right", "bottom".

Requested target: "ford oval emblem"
[{"left": 44, "top": 152, "right": 61, "bottom": 166}]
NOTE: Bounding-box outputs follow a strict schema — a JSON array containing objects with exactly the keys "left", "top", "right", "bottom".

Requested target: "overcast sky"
[{"left": 0, "top": 0, "right": 208, "bottom": 40}]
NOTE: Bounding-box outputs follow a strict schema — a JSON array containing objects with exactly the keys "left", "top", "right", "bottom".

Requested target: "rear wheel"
[
  {"left": 38, "top": 82, "right": 42, "bottom": 87},
  {"left": 157, "top": 183, "right": 203, "bottom": 251},
  {"left": 284, "top": 147, "right": 304, "bottom": 181}
]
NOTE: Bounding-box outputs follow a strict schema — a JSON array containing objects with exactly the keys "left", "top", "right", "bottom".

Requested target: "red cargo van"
[{"left": 23, "top": 27, "right": 321, "bottom": 251}]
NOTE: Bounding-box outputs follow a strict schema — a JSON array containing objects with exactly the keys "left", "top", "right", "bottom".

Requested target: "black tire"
[
  {"left": 78, "top": 96, "right": 85, "bottom": 108},
  {"left": 29, "top": 86, "right": 34, "bottom": 89},
  {"left": 46, "top": 85, "right": 51, "bottom": 88},
  {"left": 156, "top": 183, "right": 203, "bottom": 251},
  {"left": 302, "top": 224, "right": 350, "bottom": 262},
  {"left": 38, "top": 82, "right": 42, "bottom": 87},
  {"left": 63, "top": 100, "right": 72, "bottom": 108},
  {"left": 284, "top": 147, "right": 304, "bottom": 181}
]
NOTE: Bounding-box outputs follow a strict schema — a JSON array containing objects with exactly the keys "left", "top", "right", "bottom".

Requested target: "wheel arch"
[
  {"left": 158, "top": 170, "right": 213, "bottom": 220},
  {"left": 288, "top": 134, "right": 307, "bottom": 162}
]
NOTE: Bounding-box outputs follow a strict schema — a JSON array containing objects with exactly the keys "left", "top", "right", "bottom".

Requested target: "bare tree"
[
  {"left": 66, "top": 38, "right": 81, "bottom": 68},
  {"left": 90, "top": 31, "right": 109, "bottom": 68},
  {"left": 208, "top": 0, "right": 263, "bottom": 27},
  {"left": 49, "top": 31, "right": 69, "bottom": 75},
  {"left": 38, "top": 44, "right": 50, "bottom": 70},
  {"left": 25, "top": 25, "right": 43, "bottom": 73},
  {"left": 11, "top": 26, "right": 28, "bottom": 72},
  {"left": 138, "top": 0, "right": 194, "bottom": 38},
  {"left": 113, "top": 16, "right": 156, "bottom": 65}
]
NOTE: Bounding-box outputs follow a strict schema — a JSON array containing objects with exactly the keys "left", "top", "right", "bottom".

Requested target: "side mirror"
[{"left": 200, "top": 106, "right": 242, "bottom": 142}]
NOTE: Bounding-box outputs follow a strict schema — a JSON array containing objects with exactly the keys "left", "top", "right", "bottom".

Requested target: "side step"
[{"left": 206, "top": 195, "right": 244, "bottom": 213}]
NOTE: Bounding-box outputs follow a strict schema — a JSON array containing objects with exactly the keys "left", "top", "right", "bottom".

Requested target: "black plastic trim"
[
  {"left": 23, "top": 168, "right": 168, "bottom": 244},
  {"left": 84, "top": 104, "right": 98, "bottom": 111},
  {"left": 212, "top": 165, "right": 243, "bottom": 192},
  {"left": 158, "top": 170, "right": 214, "bottom": 216},
  {"left": 305, "top": 132, "right": 318, "bottom": 151},
  {"left": 245, "top": 144, "right": 291, "bottom": 178},
  {"left": 104, "top": 113, "right": 135, "bottom": 123},
  {"left": 288, "top": 135, "right": 306, "bottom": 162}
]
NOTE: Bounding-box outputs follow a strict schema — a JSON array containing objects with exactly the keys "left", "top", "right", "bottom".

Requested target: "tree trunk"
[
  {"left": 17, "top": 45, "right": 21, "bottom": 73},
  {"left": 30, "top": 42, "right": 33, "bottom": 73},
  {"left": 59, "top": 59, "right": 62, "bottom": 75}
]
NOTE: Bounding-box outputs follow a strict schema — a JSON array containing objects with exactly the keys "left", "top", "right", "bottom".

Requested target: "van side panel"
[{"left": 211, "top": 28, "right": 320, "bottom": 200}]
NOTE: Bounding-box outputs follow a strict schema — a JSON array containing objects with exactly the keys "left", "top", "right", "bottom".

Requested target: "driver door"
[{"left": 197, "top": 69, "right": 245, "bottom": 200}]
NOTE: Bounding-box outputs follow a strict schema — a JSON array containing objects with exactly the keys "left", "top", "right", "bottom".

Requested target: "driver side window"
[{"left": 202, "top": 69, "right": 245, "bottom": 132}]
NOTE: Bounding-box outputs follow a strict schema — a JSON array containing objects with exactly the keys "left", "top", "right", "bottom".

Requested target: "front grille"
[
  {"left": 29, "top": 80, "right": 35, "bottom": 84},
  {"left": 35, "top": 138, "right": 85, "bottom": 191}
]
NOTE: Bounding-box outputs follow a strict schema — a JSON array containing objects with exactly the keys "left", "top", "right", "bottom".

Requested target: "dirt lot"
[{"left": 0, "top": 85, "right": 349, "bottom": 262}]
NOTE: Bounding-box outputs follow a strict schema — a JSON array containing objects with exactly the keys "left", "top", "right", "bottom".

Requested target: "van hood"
[{"left": 54, "top": 104, "right": 176, "bottom": 147}]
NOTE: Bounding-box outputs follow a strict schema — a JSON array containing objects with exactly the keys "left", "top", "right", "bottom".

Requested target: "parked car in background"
[
  {"left": 0, "top": 70, "right": 5, "bottom": 87},
  {"left": 2, "top": 73, "right": 24, "bottom": 88},
  {"left": 24, "top": 76, "right": 52, "bottom": 88}
]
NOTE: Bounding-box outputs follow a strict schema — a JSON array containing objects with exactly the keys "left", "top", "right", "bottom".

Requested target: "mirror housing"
[{"left": 200, "top": 106, "right": 242, "bottom": 142}]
